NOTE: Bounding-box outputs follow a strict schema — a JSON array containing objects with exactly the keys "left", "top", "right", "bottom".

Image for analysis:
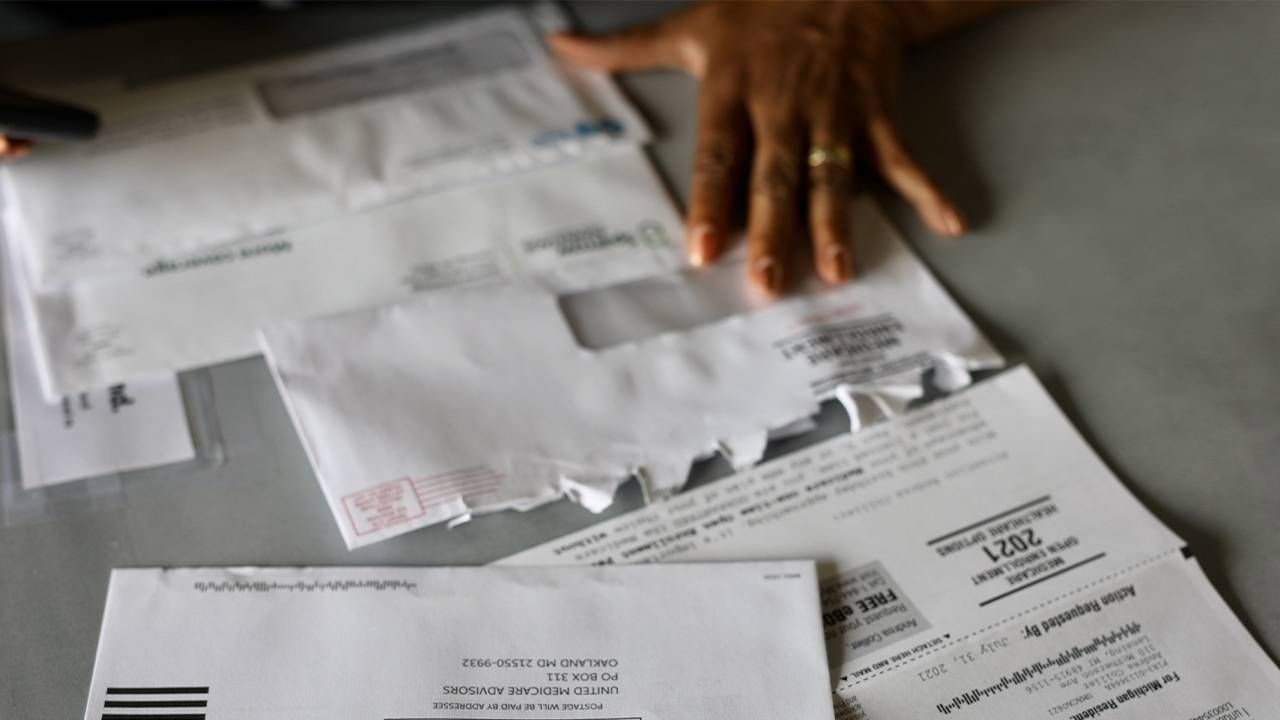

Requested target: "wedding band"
[{"left": 807, "top": 145, "right": 852, "bottom": 172}]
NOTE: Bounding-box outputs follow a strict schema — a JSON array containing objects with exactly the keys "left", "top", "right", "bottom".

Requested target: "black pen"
[{"left": 0, "top": 86, "right": 99, "bottom": 142}]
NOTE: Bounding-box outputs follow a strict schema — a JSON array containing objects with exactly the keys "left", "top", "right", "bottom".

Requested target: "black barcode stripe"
[
  {"left": 102, "top": 714, "right": 204, "bottom": 720},
  {"left": 106, "top": 687, "right": 208, "bottom": 695},
  {"left": 105, "top": 700, "right": 208, "bottom": 708}
]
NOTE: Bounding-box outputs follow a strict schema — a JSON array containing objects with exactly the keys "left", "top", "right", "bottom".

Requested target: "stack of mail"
[
  {"left": 26, "top": 8, "right": 1274, "bottom": 719},
  {"left": 74, "top": 369, "right": 1280, "bottom": 719},
  {"left": 81, "top": 383, "right": 1280, "bottom": 719},
  {"left": 0, "top": 4, "right": 686, "bottom": 489},
  {"left": 1, "top": 1, "right": 1003, "bottom": 524}
]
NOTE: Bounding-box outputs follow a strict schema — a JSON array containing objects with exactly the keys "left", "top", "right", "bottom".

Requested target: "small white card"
[{"left": 3, "top": 226, "right": 194, "bottom": 488}]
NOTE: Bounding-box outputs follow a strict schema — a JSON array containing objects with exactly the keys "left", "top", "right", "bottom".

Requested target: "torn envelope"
[
  {"left": 15, "top": 146, "right": 684, "bottom": 398},
  {"left": 259, "top": 199, "right": 1001, "bottom": 549},
  {"left": 81, "top": 563, "right": 836, "bottom": 720},
  {"left": 2, "top": 3, "right": 648, "bottom": 290}
]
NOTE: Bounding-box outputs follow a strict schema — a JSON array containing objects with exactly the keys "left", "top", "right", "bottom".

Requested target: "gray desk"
[{"left": 1, "top": 3, "right": 1277, "bottom": 717}]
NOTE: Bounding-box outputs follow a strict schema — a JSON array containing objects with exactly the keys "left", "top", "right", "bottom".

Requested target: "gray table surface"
[{"left": 1, "top": 2, "right": 1278, "bottom": 717}]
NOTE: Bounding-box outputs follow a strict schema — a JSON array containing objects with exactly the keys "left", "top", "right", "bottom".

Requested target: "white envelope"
[
  {"left": 2, "top": 3, "right": 649, "bottom": 289},
  {"left": 14, "top": 146, "right": 685, "bottom": 398},
  {"left": 82, "top": 563, "right": 836, "bottom": 720},
  {"left": 259, "top": 200, "right": 1002, "bottom": 549}
]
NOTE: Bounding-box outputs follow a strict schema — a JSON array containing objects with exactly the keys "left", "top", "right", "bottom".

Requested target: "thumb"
[{"left": 548, "top": 22, "right": 681, "bottom": 72}]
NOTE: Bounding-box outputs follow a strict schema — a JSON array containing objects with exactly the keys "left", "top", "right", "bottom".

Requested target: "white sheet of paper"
[
  {"left": 500, "top": 367, "right": 1280, "bottom": 717},
  {"left": 259, "top": 200, "right": 1001, "bottom": 549},
  {"left": 501, "top": 367, "right": 1184, "bottom": 675},
  {"left": 2, "top": 222, "right": 193, "bottom": 488},
  {"left": 16, "top": 146, "right": 684, "bottom": 398},
  {"left": 82, "top": 563, "right": 835, "bottom": 720},
  {"left": 833, "top": 555, "right": 1280, "bottom": 720},
  {"left": 2, "top": 3, "right": 649, "bottom": 289}
]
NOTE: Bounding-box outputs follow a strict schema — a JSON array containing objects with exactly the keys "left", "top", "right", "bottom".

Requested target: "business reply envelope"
[{"left": 82, "top": 563, "right": 834, "bottom": 720}]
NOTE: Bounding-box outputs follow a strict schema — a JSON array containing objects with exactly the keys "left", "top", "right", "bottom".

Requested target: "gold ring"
[{"left": 807, "top": 145, "right": 852, "bottom": 172}]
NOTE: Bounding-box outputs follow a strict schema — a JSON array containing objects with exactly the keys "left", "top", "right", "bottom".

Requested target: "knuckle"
[
  {"left": 692, "top": 140, "right": 738, "bottom": 183},
  {"left": 750, "top": 95, "right": 804, "bottom": 134},
  {"left": 752, "top": 154, "right": 801, "bottom": 199},
  {"left": 849, "top": 63, "right": 878, "bottom": 91},
  {"left": 676, "top": 36, "right": 712, "bottom": 76}
]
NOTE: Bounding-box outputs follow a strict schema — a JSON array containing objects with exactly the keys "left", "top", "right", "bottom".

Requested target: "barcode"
[{"left": 102, "top": 686, "right": 208, "bottom": 719}]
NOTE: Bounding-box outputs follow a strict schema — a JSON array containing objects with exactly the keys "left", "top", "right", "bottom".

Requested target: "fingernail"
[
  {"left": 688, "top": 224, "right": 716, "bottom": 266},
  {"left": 941, "top": 208, "right": 965, "bottom": 236},
  {"left": 825, "top": 245, "right": 852, "bottom": 282},
  {"left": 754, "top": 255, "right": 783, "bottom": 294}
]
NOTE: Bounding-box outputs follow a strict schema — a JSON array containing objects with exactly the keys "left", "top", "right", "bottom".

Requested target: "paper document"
[
  {"left": 82, "top": 563, "right": 835, "bottom": 720},
  {"left": 3, "top": 3, "right": 648, "bottom": 289},
  {"left": 2, "top": 224, "right": 193, "bottom": 488},
  {"left": 16, "top": 146, "right": 684, "bottom": 397},
  {"left": 832, "top": 556, "right": 1280, "bottom": 720},
  {"left": 501, "top": 367, "right": 1280, "bottom": 717},
  {"left": 260, "top": 199, "right": 1000, "bottom": 549}
]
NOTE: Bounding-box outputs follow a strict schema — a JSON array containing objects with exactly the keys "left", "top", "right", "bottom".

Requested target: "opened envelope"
[
  {"left": 259, "top": 200, "right": 1002, "bottom": 549},
  {"left": 2, "top": 3, "right": 647, "bottom": 290},
  {"left": 82, "top": 563, "right": 835, "bottom": 720}
]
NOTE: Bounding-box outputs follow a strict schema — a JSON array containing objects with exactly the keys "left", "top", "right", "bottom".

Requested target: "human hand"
[
  {"left": 0, "top": 133, "right": 32, "bottom": 161},
  {"left": 552, "top": 1, "right": 994, "bottom": 297}
]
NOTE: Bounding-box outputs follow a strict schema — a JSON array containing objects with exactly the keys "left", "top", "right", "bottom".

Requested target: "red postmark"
[{"left": 342, "top": 468, "right": 506, "bottom": 537}]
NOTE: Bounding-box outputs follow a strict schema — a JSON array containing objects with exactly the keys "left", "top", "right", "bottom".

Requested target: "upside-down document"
[
  {"left": 500, "top": 367, "right": 1280, "bottom": 719},
  {"left": 81, "top": 563, "right": 835, "bottom": 720}
]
